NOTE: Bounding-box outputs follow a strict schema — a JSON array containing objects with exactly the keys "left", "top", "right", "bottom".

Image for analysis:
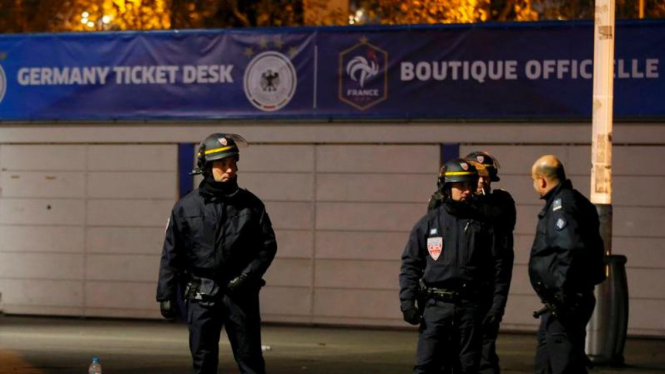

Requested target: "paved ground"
[{"left": 0, "top": 315, "right": 663, "bottom": 373}]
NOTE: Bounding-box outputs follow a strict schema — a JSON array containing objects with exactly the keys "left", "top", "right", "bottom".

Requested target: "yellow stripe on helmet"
[
  {"left": 444, "top": 171, "right": 474, "bottom": 176},
  {"left": 203, "top": 145, "right": 237, "bottom": 155}
]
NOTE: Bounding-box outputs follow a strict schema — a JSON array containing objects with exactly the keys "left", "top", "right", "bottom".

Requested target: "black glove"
[
  {"left": 402, "top": 307, "right": 421, "bottom": 325},
  {"left": 482, "top": 310, "right": 502, "bottom": 330},
  {"left": 160, "top": 299, "right": 177, "bottom": 321},
  {"left": 227, "top": 273, "right": 249, "bottom": 293}
]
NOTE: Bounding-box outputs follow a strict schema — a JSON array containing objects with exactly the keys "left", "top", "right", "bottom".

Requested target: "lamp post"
[{"left": 586, "top": 0, "right": 629, "bottom": 366}]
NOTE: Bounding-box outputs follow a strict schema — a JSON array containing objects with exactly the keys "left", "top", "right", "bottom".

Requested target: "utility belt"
[
  {"left": 425, "top": 288, "right": 460, "bottom": 303},
  {"left": 183, "top": 274, "right": 222, "bottom": 302},
  {"left": 183, "top": 273, "right": 266, "bottom": 302},
  {"left": 419, "top": 280, "right": 483, "bottom": 304}
]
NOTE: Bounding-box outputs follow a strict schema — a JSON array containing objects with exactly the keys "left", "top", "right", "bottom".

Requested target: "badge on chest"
[{"left": 427, "top": 237, "right": 443, "bottom": 261}]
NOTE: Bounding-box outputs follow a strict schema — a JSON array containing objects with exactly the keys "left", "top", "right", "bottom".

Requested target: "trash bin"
[{"left": 586, "top": 254, "right": 629, "bottom": 366}]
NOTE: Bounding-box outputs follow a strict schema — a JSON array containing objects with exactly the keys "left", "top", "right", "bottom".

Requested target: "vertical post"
[
  {"left": 587, "top": 0, "right": 628, "bottom": 366},
  {"left": 590, "top": 0, "right": 614, "bottom": 209},
  {"left": 175, "top": 143, "right": 195, "bottom": 322},
  {"left": 441, "top": 143, "right": 460, "bottom": 164},
  {"left": 178, "top": 143, "right": 195, "bottom": 198},
  {"left": 639, "top": 0, "right": 645, "bottom": 19}
]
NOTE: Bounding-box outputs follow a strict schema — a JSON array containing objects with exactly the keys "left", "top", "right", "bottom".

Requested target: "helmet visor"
[{"left": 225, "top": 134, "right": 249, "bottom": 149}]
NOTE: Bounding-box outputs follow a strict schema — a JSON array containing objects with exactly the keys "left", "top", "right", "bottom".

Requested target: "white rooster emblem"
[{"left": 346, "top": 56, "right": 379, "bottom": 88}]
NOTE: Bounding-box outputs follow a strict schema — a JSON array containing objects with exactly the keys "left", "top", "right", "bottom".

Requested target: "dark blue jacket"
[
  {"left": 400, "top": 200, "right": 509, "bottom": 314},
  {"left": 156, "top": 180, "right": 277, "bottom": 301},
  {"left": 529, "top": 180, "right": 605, "bottom": 300}
]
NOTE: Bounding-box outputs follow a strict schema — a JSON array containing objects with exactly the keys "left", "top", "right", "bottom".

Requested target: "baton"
[{"left": 533, "top": 305, "right": 549, "bottom": 319}]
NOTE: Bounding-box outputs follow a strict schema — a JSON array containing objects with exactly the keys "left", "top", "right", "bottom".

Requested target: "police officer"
[
  {"left": 465, "top": 151, "right": 516, "bottom": 374},
  {"left": 156, "top": 133, "right": 277, "bottom": 374},
  {"left": 400, "top": 159, "right": 509, "bottom": 374},
  {"left": 529, "top": 155, "right": 605, "bottom": 374}
]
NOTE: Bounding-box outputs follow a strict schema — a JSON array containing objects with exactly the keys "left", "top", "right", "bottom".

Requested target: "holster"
[
  {"left": 533, "top": 302, "right": 561, "bottom": 319},
  {"left": 184, "top": 275, "right": 221, "bottom": 305},
  {"left": 538, "top": 293, "right": 587, "bottom": 322},
  {"left": 416, "top": 280, "right": 427, "bottom": 315},
  {"left": 183, "top": 277, "right": 200, "bottom": 300}
]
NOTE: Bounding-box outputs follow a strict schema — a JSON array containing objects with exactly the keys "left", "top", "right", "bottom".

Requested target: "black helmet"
[
  {"left": 465, "top": 151, "right": 501, "bottom": 182},
  {"left": 191, "top": 133, "right": 248, "bottom": 175},
  {"left": 438, "top": 158, "right": 479, "bottom": 186}
]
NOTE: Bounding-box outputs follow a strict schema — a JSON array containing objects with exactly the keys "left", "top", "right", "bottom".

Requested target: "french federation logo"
[
  {"left": 0, "top": 65, "right": 6, "bottom": 104},
  {"left": 347, "top": 56, "right": 379, "bottom": 87},
  {"left": 339, "top": 37, "right": 388, "bottom": 110},
  {"left": 244, "top": 51, "right": 297, "bottom": 112}
]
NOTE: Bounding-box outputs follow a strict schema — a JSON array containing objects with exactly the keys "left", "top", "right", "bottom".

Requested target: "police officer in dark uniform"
[
  {"left": 400, "top": 159, "right": 510, "bottom": 374},
  {"left": 529, "top": 155, "right": 605, "bottom": 374},
  {"left": 156, "top": 133, "right": 277, "bottom": 374},
  {"left": 427, "top": 153, "right": 516, "bottom": 374},
  {"left": 465, "top": 151, "right": 516, "bottom": 374}
]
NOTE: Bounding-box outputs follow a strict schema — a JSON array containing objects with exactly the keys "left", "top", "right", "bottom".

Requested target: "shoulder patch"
[
  {"left": 552, "top": 198, "right": 562, "bottom": 211},
  {"left": 555, "top": 217, "right": 567, "bottom": 230},
  {"left": 429, "top": 228, "right": 438, "bottom": 235}
]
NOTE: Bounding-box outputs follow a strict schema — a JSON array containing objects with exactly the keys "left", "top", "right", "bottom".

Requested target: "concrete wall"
[
  {"left": 0, "top": 144, "right": 176, "bottom": 317},
  {"left": 0, "top": 121, "right": 663, "bottom": 337}
]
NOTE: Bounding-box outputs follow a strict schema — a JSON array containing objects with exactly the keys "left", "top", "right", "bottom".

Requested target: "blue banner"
[{"left": 0, "top": 21, "right": 663, "bottom": 120}]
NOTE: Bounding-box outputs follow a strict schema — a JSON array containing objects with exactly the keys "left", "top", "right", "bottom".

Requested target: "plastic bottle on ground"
[{"left": 88, "top": 356, "right": 102, "bottom": 374}]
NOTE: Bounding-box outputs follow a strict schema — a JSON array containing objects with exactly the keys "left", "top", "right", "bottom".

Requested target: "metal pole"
[{"left": 586, "top": 0, "right": 628, "bottom": 366}]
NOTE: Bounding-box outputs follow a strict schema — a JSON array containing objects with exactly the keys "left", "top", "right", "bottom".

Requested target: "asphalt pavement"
[{"left": 0, "top": 315, "right": 663, "bottom": 374}]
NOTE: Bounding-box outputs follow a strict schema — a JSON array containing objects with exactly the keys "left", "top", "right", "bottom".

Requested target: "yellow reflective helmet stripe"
[
  {"left": 444, "top": 171, "right": 474, "bottom": 176},
  {"left": 202, "top": 145, "right": 237, "bottom": 156}
]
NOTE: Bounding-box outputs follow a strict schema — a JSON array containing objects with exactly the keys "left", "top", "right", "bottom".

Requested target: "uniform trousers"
[
  {"left": 187, "top": 290, "right": 265, "bottom": 374},
  {"left": 478, "top": 313, "right": 501, "bottom": 374},
  {"left": 534, "top": 294, "right": 595, "bottom": 374},
  {"left": 414, "top": 299, "right": 483, "bottom": 374}
]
